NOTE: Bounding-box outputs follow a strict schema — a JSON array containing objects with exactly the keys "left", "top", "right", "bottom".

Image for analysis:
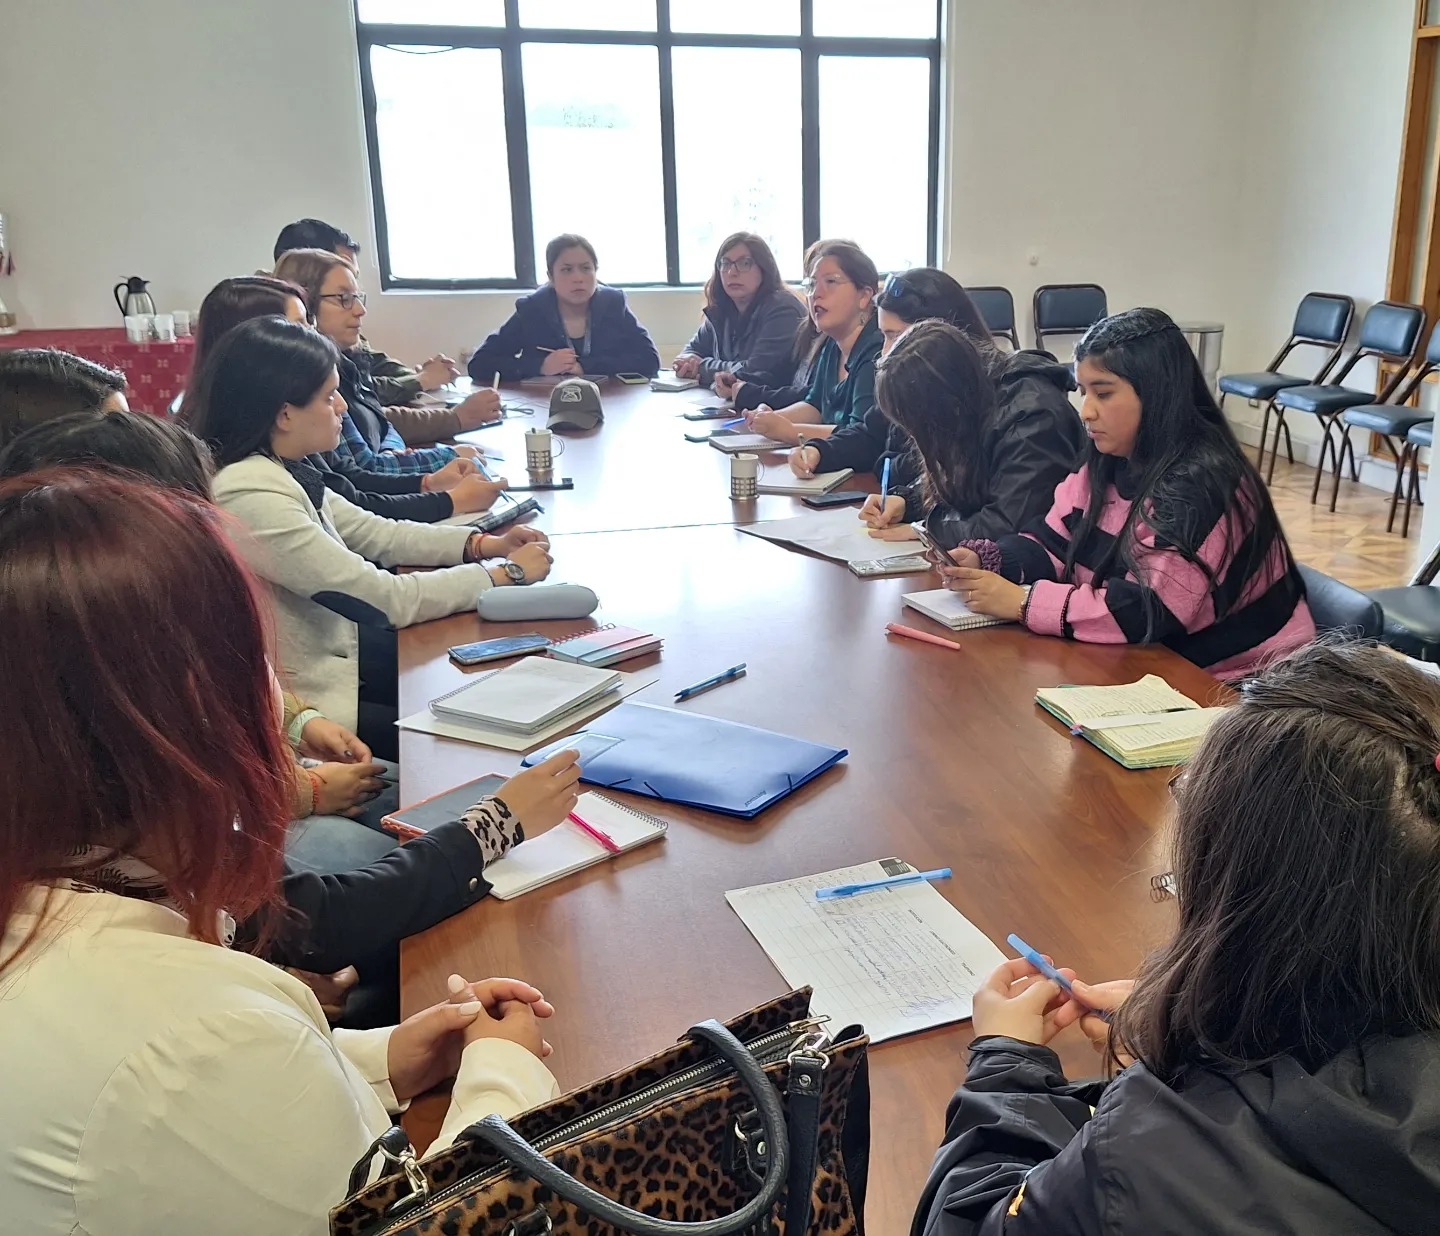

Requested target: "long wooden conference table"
[{"left": 397, "top": 380, "right": 1218, "bottom": 1235}]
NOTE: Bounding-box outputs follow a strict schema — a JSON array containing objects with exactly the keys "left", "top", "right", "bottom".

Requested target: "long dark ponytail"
[{"left": 1067, "top": 308, "right": 1291, "bottom": 624}]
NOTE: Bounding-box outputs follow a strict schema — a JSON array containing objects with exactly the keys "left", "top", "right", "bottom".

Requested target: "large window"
[{"left": 354, "top": 1, "right": 941, "bottom": 288}]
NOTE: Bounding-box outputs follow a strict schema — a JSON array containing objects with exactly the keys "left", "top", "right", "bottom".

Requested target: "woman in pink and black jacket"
[{"left": 942, "top": 307, "right": 1314, "bottom": 680}]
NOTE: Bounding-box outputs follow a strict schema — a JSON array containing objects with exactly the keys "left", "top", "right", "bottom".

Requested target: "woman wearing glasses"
[
  {"left": 275, "top": 249, "right": 491, "bottom": 477},
  {"left": 671, "top": 233, "right": 807, "bottom": 389},
  {"left": 744, "top": 240, "right": 883, "bottom": 447},
  {"left": 467, "top": 234, "right": 661, "bottom": 382}
]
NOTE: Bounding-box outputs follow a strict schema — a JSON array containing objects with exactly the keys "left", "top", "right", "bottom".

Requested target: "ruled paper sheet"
[{"left": 726, "top": 859, "right": 1006, "bottom": 1043}]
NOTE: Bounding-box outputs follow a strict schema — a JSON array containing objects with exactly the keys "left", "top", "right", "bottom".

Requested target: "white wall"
[{"left": 0, "top": 0, "right": 1418, "bottom": 397}]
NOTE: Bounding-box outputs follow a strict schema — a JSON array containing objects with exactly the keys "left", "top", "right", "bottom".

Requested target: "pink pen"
[
  {"left": 885, "top": 623, "right": 961, "bottom": 651},
  {"left": 569, "top": 810, "right": 620, "bottom": 853}
]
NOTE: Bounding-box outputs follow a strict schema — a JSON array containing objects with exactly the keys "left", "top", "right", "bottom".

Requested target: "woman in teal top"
[{"left": 746, "top": 240, "right": 882, "bottom": 446}]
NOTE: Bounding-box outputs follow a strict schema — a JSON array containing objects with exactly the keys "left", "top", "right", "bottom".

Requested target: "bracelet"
[{"left": 303, "top": 769, "right": 323, "bottom": 818}]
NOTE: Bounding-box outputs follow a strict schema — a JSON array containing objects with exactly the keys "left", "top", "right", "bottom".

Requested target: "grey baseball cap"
[{"left": 547, "top": 378, "right": 604, "bottom": 431}]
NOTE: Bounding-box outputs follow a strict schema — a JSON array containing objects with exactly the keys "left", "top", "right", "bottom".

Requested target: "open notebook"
[{"left": 1035, "top": 675, "right": 1224, "bottom": 769}]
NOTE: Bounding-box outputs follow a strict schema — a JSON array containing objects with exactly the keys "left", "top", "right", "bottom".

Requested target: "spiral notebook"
[
  {"left": 901, "top": 587, "right": 1011, "bottom": 632},
  {"left": 547, "top": 623, "right": 663, "bottom": 667}
]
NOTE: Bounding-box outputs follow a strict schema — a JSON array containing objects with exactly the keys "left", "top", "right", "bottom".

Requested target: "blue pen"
[
  {"left": 720, "top": 416, "right": 747, "bottom": 429},
  {"left": 1007, "top": 933, "right": 1112, "bottom": 1021},
  {"left": 816, "top": 867, "right": 951, "bottom": 901},
  {"left": 880, "top": 457, "right": 892, "bottom": 502},
  {"left": 674, "top": 662, "right": 747, "bottom": 701}
]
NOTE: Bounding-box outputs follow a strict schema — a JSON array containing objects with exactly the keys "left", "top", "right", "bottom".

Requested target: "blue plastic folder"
[{"left": 521, "top": 702, "right": 848, "bottom": 819}]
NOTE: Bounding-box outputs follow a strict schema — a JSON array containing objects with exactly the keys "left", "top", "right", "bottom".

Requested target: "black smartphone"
[
  {"left": 448, "top": 634, "right": 550, "bottom": 666},
  {"left": 615, "top": 373, "right": 650, "bottom": 385},
  {"left": 682, "top": 407, "right": 733, "bottom": 421},
  {"left": 802, "top": 489, "right": 869, "bottom": 508},
  {"left": 505, "top": 477, "right": 575, "bottom": 491}
]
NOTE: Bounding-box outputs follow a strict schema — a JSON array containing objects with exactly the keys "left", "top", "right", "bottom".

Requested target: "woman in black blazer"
[{"left": 468, "top": 234, "right": 661, "bottom": 382}]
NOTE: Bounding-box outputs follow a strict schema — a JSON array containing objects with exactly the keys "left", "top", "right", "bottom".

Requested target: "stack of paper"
[
  {"left": 548, "top": 624, "right": 662, "bottom": 667},
  {"left": 726, "top": 858, "right": 1006, "bottom": 1043},
  {"left": 650, "top": 371, "right": 699, "bottom": 391},
  {"left": 739, "top": 507, "right": 921, "bottom": 567},
  {"left": 902, "top": 587, "right": 1011, "bottom": 631},
  {"left": 430, "top": 657, "right": 621, "bottom": 735},
  {"left": 757, "top": 468, "right": 855, "bottom": 496},
  {"left": 1036, "top": 675, "right": 1224, "bottom": 768}
]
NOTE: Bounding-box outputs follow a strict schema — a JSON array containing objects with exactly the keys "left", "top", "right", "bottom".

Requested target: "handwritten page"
[
  {"left": 1035, "top": 674, "right": 1199, "bottom": 727},
  {"left": 740, "top": 508, "right": 917, "bottom": 567},
  {"left": 726, "top": 859, "right": 1006, "bottom": 1043},
  {"left": 1093, "top": 707, "right": 1224, "bottom": 755}
]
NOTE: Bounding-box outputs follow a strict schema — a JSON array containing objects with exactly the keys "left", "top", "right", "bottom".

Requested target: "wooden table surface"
[
  {"left": 463, "top": 380, "right": 838, "bottom": 535},
  {"left": 398, "top": 385, "right": 1219, "bottom": 1236}
]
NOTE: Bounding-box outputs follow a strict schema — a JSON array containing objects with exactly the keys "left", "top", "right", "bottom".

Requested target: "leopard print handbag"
[{"left": 330, "top": 988, "right": 870, "bottom": 1236}]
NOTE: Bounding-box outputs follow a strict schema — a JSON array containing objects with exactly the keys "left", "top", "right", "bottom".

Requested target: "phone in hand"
[
  {"left": 448, "top": 634, "right": 550, "bottom": 666},
  {"left": 913, "top": 524, "right": 951, "bottom": 570},
  {"left": 615, "top": 373, "right": 650, "bottom": 385},
  {"left": 801, "top": 489, "right": 869, "bottom": 508},
  {"left": 682, "top": 407, "right": 733, "bottom": 421}
]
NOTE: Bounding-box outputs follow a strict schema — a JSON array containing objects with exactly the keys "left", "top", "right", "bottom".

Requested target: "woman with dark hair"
[
  {"left": 792, "top": 266, "right": 1078, "bottom": 488},
  {"left": 273, "top": 249, "right": 499, "bottom": 465},
  {"left": 672, "top": 232, "right": 807, "bottom": 389},
  {"left": 0, "top": 348, "right": 127, "bottom": 446},
  {"left": 915, "top": 641, "right": 1440, "bottom": 1234},
  {"left": 744, "top": 239, "right": 882, "bottom": 447},
  {"left": 942, "top": 308, "right": 1313, "bottom": 679},
  {"left": 466, "top": 233, "right": 660, "bottom": 382},
  {"left": 0, "top": 470, "right": 564, "bottom": 1232},
  {"left": 191, "top": 276, "right": 505, "bottom": 524},
  {"left": 187, "top": 316, "right": 554, "bottom": 739},
  {"left": 857, "top": 318, "right": 1083, "bottom": 546}
]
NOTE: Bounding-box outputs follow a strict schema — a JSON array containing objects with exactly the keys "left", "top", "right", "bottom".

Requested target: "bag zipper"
[{"left": 364, "top": 1020, "right": 828, "bottom": 1236}]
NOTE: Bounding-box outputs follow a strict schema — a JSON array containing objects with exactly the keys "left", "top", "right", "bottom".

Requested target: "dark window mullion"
[
  {"left": 800, "top": 0, "right": 821, "bottom": 247},
  {"left": 926, "top": 52, "right": 940, "bottom": 267},
  {"left": 657, "top": 0, "right": 681, "bottom": 285},
  {"left": 500, "top": 0, "right": 536, "bottom": 284},
  {"left": 353, "top": 43, "right": 399, "bottom": 290}
]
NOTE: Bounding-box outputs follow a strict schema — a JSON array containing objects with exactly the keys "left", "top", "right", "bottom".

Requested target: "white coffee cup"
[
  {"left": 172, "top": 310, "right": 191, "bottom": 337},
  {"left": 730, "top": 452, "right": 759, "bottom": 501},
  {"left": 525, "top": 426, "right": 567, "bottom": 474},
  {"left": 124, "top": 315, "right": 146, "bottom": 343},
  {"left": 153, "top": 313, "right": 176, "bottom": 343}
]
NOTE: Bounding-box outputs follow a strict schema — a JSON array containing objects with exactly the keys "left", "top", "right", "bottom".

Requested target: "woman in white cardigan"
[
  {"left": 187, "top": 315, "right": 554, "bottom": 736},
  {"left": 0, "top": 468, "right": 560, "bottom": 1235}
]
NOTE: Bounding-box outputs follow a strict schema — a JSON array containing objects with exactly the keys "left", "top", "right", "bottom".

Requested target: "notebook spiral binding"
[
  {"left": 588, "top": 791, "right": 667, "bottom": 829},
  {"left": 1150, "top": 871, "right": 1177, "bottom": 902},
  {"left": 550, "top": 623, "right": 619, "bottom": 647}
]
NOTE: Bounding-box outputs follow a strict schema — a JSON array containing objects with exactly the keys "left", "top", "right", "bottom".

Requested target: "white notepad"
[
  {"left": 756, "top": 468, "right": 854, "bottom": 496},
  {"left": 901, "top": 587, "right": 1012, "bottom": 631},
  {"left": 484, "top": 792, "right": 669, "bottom": 900},
  {"left": 726, "top": 859, "right": 1006, "bottom": 1043},
  {"left": 430, "top": 657, "right": 621, "bottom": 733},
  {"left": 708, "top": 432, "right": 791, "bottom": 454},
  {"left": 650, "top": 371, "right": 699, "bottom": 391}
]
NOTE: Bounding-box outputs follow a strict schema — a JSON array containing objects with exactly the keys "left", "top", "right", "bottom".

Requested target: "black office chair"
[
  {"left": 1390, "top": 420, "right": 1435, "bottom": 539},
  {"left": 1297, "top": 564, "right": 1384, "bottom": 638},
  {"left": 1370, "top": 534, "right": 1440, "bottom": 659},
  {"left": 968, "top": 286, "right": 1020, "bottom": 351},
  {"left": 1218, "top": 292, "right": 1353, "bottom": 478},
  {"left": 1032, "top": 283, "right": 1107, "bottom": 354},
  {"left": 1333, "top": 321, "right": 1440, "bottom": 531},
  {"left": 1271, "top": 300, "right": 1427, "bottom": 502}
]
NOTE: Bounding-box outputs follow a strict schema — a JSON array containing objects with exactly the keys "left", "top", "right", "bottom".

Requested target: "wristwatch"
[{"left": 501, "top": 561, "right": 528, "bottom": 585}]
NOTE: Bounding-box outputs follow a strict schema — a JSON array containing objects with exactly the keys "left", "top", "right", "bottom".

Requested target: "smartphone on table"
[
  {"left": 615, "top": 373, "right": 650, "bottom": 385},
  {"left": 682, "top": 407, "right": 733, "bottom": 421},
  {"left": 448, "top": 634, "right": 550, "bottom": 666},
  {"left": 801, "top": 490, "right": 869, "bottom": 508}
]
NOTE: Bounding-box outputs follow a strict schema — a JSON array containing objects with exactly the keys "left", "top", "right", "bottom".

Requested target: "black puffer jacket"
[{"left": 913, "top": 1034, "right": 1440, "bottom": 1236}]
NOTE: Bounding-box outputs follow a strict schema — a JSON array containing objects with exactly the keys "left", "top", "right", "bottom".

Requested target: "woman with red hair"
[{"left": 0, "top": 470, "right": 560, "bottom": 1232}]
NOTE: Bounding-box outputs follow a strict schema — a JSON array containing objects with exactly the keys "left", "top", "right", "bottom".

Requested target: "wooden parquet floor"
[{"left": 1261, "top": 455, "right": 1423, "bottom": 589}]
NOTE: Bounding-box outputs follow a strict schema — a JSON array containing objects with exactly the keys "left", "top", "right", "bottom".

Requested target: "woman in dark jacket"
[
  {"left": 914, "top": 641, "right": 1440, "bottom": 1236},
  {"left": 857, "top": 316, "right": 1083, "bottom": 548},
  {"left": 672, "top": 232, "right": 807, "bottom": 389},
  {"left": 468, "top": 234, "right": 660, "bottom": 382}
]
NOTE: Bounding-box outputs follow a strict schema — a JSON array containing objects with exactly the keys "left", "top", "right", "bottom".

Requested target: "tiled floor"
[{"left": 1263, "top": 456, "right": 1426, "bottom": 589}]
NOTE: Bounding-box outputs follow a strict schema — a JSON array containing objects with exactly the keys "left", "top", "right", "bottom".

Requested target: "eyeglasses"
[
  {"left": 718, "top": 257, "right": 756, "bottom": 275},
  {"left": 319, "top": 290, "right": 367, "bottom": 311},
  {"left": 800, "top": 274, "right": 853, "bottom": 296}
]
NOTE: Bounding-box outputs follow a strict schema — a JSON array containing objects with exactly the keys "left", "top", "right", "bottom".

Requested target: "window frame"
[{"left": 353, "top": 0, "right": 942, "bottom": 290}]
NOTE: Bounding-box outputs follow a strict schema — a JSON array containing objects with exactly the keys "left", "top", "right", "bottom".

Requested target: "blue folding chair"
[{"left": 968, "top": 286, "right": 1020, "bottom": 351}]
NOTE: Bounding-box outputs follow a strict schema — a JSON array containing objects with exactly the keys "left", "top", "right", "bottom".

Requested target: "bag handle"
[{"left": 462, "top": 1019, "right": 790, "bottom": 1236}]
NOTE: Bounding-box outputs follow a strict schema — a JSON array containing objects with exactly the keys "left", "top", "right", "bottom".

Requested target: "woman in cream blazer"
[{"left": 189, "top": 315, "right": 554, "bottom": 730}]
